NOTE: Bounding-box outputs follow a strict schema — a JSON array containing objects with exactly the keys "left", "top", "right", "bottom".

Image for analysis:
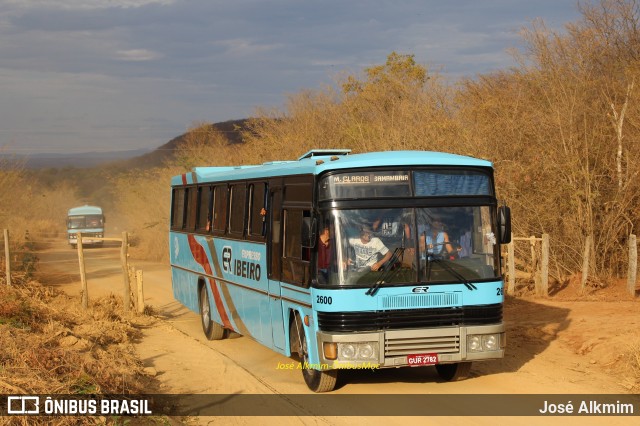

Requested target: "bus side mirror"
[
  {"left": 302, "top": 216, "right": 317, "bottom": 248},
  {"left": 498, "top": 206, "right": 511, "bottom": 244}
]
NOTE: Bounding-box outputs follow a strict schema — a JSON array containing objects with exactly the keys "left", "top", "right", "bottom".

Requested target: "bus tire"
[
  {"left": 292, "top": 315, "right": 337, "bottom": 393},
  {"left": 435, "top": 362, "right": 472, "bottom": 381},
  {"left": 200, "top": 285, "right": 225, "bottom": 340}
]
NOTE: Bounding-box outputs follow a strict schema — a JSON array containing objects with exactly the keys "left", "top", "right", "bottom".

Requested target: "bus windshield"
[
  {"left": 318, "top": 206, "right": 499, "bottom": 286},
  {"left": 67, "top": 215, "right": 104, "bottom": 229}
]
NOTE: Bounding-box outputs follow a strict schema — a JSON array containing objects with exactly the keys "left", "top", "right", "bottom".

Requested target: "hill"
[
  {"left": 5, "top": 118, "right": 250, "bottom": 171},
  {"left": 122, "top": 118, "right": 250, "bottom": 169}
]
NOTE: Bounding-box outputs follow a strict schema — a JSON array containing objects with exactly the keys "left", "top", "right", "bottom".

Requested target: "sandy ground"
[{"left": 33, "top": 238, "right": 640, "bottom": 425}]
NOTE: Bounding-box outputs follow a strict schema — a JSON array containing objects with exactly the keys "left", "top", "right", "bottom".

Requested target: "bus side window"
[
  {"left": 171, "top": 187, "right": 186, "bottom": 230},
  {"left": 185, "top": 187, "right": 198, "bottom": 231},
  {"left": 248, "top": 182, "right": 267, "bottom": 239},
  {"left": 213, "top": 185, "right": 228, "bottom": 234},
  {"left": 229, "top": 184, "right": 247, "bottom": 237},
  {"left": 196, "top": 185, "right": 213, "bottom": 233},
  {"left": 282, "top": 209, "right": 310, "bottom": 286}
]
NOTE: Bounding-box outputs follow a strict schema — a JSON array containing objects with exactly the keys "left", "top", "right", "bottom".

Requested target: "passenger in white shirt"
[{"left": 347, "top": 226, "right": 393, "bottom": 271}]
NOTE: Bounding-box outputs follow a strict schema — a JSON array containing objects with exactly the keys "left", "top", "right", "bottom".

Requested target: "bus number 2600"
[{"left": 316, "top": 295, "right": 333, "bottom": 305}]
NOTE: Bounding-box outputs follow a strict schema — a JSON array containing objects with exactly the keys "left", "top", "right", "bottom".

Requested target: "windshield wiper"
[
  {"left": 425, "top": 255, "right": 477, "bottom": 291},
  {"left": 366, "top": 247, "right": 405, "bottom": 296}
]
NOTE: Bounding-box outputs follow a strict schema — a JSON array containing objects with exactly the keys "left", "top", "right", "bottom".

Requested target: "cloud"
[
  {"left": 116, "top": 49, "right": 162, "bottom": 61},
  {"left": 3, "top": 0, "right": 174, "bottom": 11},
  {"left": 214, "top": 39, "right": 284, "bottom": 57},
  {"left": 0, "top": 0, "right": 585, "bottom": 154}
]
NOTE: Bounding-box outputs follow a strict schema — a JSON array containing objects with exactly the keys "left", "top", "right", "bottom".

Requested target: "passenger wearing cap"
[{"left": 347, "top": 225, "right": 393, "bottom": 271}]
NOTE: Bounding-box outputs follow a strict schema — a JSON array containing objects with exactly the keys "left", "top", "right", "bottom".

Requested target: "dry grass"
[
  {"left": 0, "top": 273, "right": 163, "bottom": 425},
  {"left": 626, "top": 341, "right": 640, "bottom": 392}
]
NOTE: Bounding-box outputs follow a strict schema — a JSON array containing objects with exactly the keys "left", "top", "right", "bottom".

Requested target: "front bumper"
[{"left": 317, "top": 323, "right": 505, "bottom": 369}]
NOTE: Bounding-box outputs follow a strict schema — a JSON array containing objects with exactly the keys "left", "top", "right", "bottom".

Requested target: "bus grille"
[
  {"left": 317, "top": 304, "right": 502, "bottom": 332},
  {"left": 384, "top": 332, "right": 461, "bottom": 357}
]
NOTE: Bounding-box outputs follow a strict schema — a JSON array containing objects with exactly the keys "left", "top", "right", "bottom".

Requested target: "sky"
[{"left": 0, "top": 0, "right": 585, "bottom": 155}]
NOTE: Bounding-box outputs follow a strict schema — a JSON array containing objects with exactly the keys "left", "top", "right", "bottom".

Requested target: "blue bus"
[
  {"left": 169, "top": 149, "right": 511, "bottom": 392},
  {"left": 67, "top": 205, "right": 105, "bottom": 248}
]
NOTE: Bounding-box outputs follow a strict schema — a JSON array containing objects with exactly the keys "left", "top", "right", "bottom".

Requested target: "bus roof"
[
  {"left": 171, "top": 150, "right": 493, "bottom": 186},
  {"left": 68, "top": 205, "right": 103, "bottom": 216}
]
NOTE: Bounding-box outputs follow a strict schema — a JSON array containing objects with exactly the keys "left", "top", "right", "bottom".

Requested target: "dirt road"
[{"left": 33, "top": 238, "right": 639, "bottom": 424}]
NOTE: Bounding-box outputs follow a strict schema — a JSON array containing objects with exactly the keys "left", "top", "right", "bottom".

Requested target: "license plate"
[{"left": 407, "top": 353, "right": 438, "bottom": 366}]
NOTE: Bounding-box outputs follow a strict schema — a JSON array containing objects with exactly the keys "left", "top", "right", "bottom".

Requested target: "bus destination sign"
[{"left": 331, "top": 172, "right": 409, "bottom": 185}]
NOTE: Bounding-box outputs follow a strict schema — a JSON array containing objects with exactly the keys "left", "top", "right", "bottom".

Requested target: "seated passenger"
[
  {"left": 317, "top": 225, "right": 332, "bottom": 283},
  {"left": 372, "top": 209, "right": 411, "bottom": 247},
  {"left": 458, "top": 229, "right": 472, "bottom": 258},
  {"left": 347, "top": 225, "right": 393, "bottom": 271}
]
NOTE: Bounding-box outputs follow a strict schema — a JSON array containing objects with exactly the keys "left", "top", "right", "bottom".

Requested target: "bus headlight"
[
  {"left": 468, "top": 335, "right": 482, "bottom": 352},
  {"left": 358, "top": 343, "right": 375, "bottom": 359},
  {"left": 467, "top": 334, "right": 501, "bottom": 352},
  {"left": 337, "top": 342, "right": 378, "bottom": 361},
  {"left": 482, "top": 334, "right": 498, "bottom": 351},
  {"left": 339, "top": 344, "right": 356, "bottom": 359}
]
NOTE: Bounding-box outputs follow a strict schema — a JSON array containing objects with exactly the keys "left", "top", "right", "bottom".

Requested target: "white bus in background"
[{"left": 67, "top": 205, "right": 105, "bottom": 248}]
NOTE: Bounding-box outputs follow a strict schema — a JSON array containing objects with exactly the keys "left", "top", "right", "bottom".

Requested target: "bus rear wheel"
[
  {"left": 435, "top": 362, "right": 472, "bottom": 381},
  {"left": 200, "top": 285, "right": 226, "bottom": 340},
  {"left": 292, "top": 315, "right": 337, "bottom": 393}
]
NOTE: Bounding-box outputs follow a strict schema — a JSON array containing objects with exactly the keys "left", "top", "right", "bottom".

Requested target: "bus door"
[{"left": 267, "top": 184, "right": 286, "bottom": 349}]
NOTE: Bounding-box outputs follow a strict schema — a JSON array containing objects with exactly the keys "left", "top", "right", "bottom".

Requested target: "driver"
[{"left": 419, "top": 217, "right": 456, "bottom": 259}]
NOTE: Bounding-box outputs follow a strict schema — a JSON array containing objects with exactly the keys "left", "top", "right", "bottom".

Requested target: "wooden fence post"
[
  {"left": 531, "top": 235, "right": 542, "bottom": 296},
  {"left": 136, "top": 269, "right": 144, "bottom": 314},
  {"left": 3, "top": 229, "right": 10, "bottom": 286},
  {"left": 128, "top": 265, "right": 137, "bottom": 307},
  {"left": 77, "top": 232, "right": 88, "bottom": 309},
  {"left": 507, "top": 233, "right": 515, "bottom": 295},
  {"left": 629, "top": 234, "right": 637, "bottom": 297},
  {"left": 541, "top": 233, "right": 549, "bottom": 297},
  {"left": 581, "top": 235, "right": 592, "bottom": 292},
  {"left": 121, "top": 231, "right": 131, "bottom": 312}
]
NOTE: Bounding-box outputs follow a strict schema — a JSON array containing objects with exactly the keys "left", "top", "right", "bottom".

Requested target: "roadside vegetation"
[
  {"left": 0, "top": 273, "right": 164, "bottom": 425},
  {"left": 0, "top": 0, "right": 639, "bottom": 414}
]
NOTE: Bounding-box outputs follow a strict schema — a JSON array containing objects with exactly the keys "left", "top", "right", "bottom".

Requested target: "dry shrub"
[
  {"left": 0, "top": 293, "right": 35, "bottom": 330},
  {"left": 1, "top": 165, "right": 80, "bottom": 242},
  {"left": 626, "top": 341, "right": 640, "bottom": 391},
  {"left": 110, "top": 168, "right": 172, "bottom": 262},
  {"left": 0, "top": 273, "right": 159, "bottom": 397},
  {"left": 242, "top": 52, "right": 458, "bottom": 161},
  {"left": 0, "top": 274, "right": 166, "bottom": 425}
]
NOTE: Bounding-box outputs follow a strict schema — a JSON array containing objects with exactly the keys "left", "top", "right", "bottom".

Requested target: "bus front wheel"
[
  {"left": 200, "top": 285, "right": 226, "bottom": 340},
  {"left": 292, "top": 315, "right": 337, "bottom": 393},
  {"left": 435, "top": 362, "right": 472, "bottom": 381}
]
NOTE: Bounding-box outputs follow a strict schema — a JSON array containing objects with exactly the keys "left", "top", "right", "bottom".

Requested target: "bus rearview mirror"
[{"left": 498, "top": 206, "right": 511, "bottom": 244}]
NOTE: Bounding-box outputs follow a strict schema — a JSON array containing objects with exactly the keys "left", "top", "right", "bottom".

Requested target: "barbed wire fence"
[
  {"left": 1, "top": 229, "right": 146, "bottom": 313},
  {"left": 503, "top": 233, "right": 638, "bottom": 298}
]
